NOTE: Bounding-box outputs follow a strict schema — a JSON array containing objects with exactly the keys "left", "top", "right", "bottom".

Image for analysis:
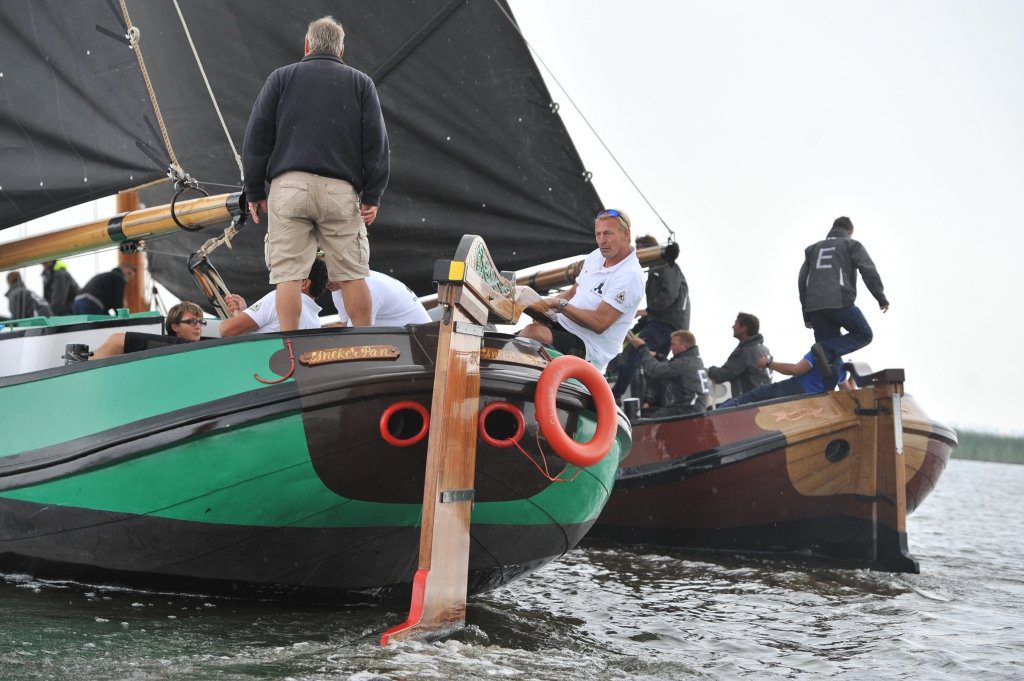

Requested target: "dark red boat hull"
[{"left": 592, "top": 384, "right": 955, "bottom": 571}]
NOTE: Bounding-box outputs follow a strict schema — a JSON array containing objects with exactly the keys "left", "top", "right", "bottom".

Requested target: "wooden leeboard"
[
  {"left": 381, "top": 236, "right": 519, "bottom": 644},
  {"left": 869, "top": 377, "right": 918, "bottom": 571}
]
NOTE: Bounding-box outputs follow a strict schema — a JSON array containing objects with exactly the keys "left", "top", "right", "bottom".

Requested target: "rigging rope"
[
  {"left": 170, "top": 0, "right": 245, "bottom": 181},
  {"left": 491, "top": 0, "right": 676, "bottom": 242},
  {"left": 118, "top": 0, "right": 179, "bottom": 170}
]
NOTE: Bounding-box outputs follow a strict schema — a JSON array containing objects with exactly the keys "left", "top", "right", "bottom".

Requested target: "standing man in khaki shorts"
[{"left": 242, "top": 16, "right": 389, "bottom": 330}]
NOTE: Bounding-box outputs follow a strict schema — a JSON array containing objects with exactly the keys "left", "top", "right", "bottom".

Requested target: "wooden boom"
[{"left": 0, "top": 192, "right": 245, "bottom": 270}]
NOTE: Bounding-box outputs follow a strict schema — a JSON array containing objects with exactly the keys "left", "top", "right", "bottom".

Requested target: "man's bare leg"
[
  {"left": 90, "top": 332, "right": 126, "bottom": 360},
  {"left": 517, "top": 323, "right": 554, "bottom": 345},
  {"left": 337, "top": 278, "right": 372, "bottom": 326},
  {"left": 276, "top": 280, "right": 302, "bottom": 332}
]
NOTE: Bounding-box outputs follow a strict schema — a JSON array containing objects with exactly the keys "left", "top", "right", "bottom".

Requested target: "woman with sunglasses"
[{"left": 89, "top": 301, "right": 207, "bottom": 360}]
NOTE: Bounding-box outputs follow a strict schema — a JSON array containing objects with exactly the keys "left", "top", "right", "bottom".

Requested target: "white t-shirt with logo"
[
  {"left": 243, "top": 290, "right": 322, "bottom": 333},
  {"left": 557, "top": 247, "right": 645, "bottom": 371},
  {"left": 332, "top": 270, "right": 431, "bottom": 326}
]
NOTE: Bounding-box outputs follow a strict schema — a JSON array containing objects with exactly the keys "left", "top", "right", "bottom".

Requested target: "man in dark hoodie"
[
  {"left": 798, "top": 216, "right": 889, "bottom": 371},
  {"left": 41, "top": 260, "right": 80, "bottom": 315},
  {"left": 611, "top": 234, "right": 690, "bottom": 400},
  {"left": 707, "top": 312, "right": 771, "bottom": 397},
  {"left": 70, "top": 264, "right": 134, "bottom": 315}
]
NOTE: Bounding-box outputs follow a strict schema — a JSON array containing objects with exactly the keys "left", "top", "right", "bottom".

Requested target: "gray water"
[{"left": 2, "top": 458, "right": 1022, "bottom": 680}]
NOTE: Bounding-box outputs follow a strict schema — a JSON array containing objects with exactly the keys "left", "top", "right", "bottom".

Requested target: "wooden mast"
[
  {"left": 0, "top": 192, "right": 244, "bottom": 271},
  {"left": 381, "top": 235, "right": 520, "bottom": 645},
  {"left": 116, "top": 191, "right": 148, "bottom": 312}
]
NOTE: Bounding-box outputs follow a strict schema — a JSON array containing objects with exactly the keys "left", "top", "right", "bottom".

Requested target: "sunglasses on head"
[{"left": 597, "top": 209, "right": 623, "bottom": 219}]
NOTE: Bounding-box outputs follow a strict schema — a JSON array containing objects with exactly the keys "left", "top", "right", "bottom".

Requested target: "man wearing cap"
[
  {"left": 798, "top": 216, "right": 889, "bottom": 373},
  {"left": 518, "top": 209, "right": 645, "bottom": 372}
]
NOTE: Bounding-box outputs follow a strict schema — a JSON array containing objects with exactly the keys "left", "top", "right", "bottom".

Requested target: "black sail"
[
  {"left": 132, "top": 0, "right": 601, "bottom": 301},
  {"left": 0, "top": 1, "right": 601, "bottom": 302},
  {"left": 0, "top": 1, "right": 169, "bottom": 230}
]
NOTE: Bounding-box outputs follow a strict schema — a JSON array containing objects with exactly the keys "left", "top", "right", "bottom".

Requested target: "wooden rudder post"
[
  {"left": 865, "top": 368, "right": 919, "bottom": 573},
  {"left": 381, "top": 235, "right": 520, "bottom": 645}
]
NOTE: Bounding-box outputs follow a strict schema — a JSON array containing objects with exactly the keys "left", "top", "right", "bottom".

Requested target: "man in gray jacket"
[
  {"left": 611, "top": 234, "right": 689, "bottom": 400},
  {"left": 5, "top": 271, "right": 51, "bottom": 319},
  {"left": 798, "top": 217, "right": 889, "bottom": 371},
  {"left": 628, "top": 329, "right": 708, "bottom": 418},
  {"left": 707, "top": 312, "right": 771, "bottom": 397}
]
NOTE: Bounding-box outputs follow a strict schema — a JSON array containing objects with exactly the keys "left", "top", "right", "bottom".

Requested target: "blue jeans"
[
  {"left": 720, "top": 377, "right": 805, "bottom": 408},
  {"left": 70, "top": 298, "right": 105, "bottom": 315},
  {"left": 806, "top": 305, "right": 873, "bottom": 361},
  {"left": 611, "top": 319, "right": 674, "bottom": 399}
]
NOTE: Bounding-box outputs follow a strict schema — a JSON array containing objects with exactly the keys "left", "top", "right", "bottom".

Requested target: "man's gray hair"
[{"left": 306, "top": 16, "right": 345, "bottom": 55}]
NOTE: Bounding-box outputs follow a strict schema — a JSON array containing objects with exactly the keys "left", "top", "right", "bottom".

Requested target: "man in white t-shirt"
[
  {"left": 331, "top": 270, "right": 430, "bottom": 326},
  {"left": 518, "top": 208, "right": 645, "bottom": 371},
  {"left": 220, "top": 259, "right": 327, "bottom": 335}
]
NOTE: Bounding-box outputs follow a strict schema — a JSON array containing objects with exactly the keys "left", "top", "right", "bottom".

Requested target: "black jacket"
[
  {"left": 707, "top": 333, "right": 770, "bottom": 397},
  {"left": 639, "top": 345, "right": 708, "bottom": 416},
  {"left": 798, "top": 226, "right": 888, "bottom": 315},
  {"left": 243, "top": 53, "right": 390, "bottom": 205},
  {"left": 42, "top": 264, "right": 79, "bottom": 315},
  {"left": 645, "top": 262, "right": 690, "bottom": 330},
  {"left": 80, "top": 268, "right": 126, "bottom": 313}
]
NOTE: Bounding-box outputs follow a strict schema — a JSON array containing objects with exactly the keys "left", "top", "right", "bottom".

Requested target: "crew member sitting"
[
  {"left": 90, "top": 301, "right": 206, "bottom": 360},
  {"left": 719, "top": 347, "right": 847, "bottom": 408},
  {"left": 221, "top": 258, "right": 327, "bottom": 335},
  {"left": 627, "top": 329, "right": 709, "bottom": 418},
  {"left": 518, "top": 208, "right": 645, "bottom": 372},
  {"left": 330, "top": 269, "right": 430, "bottom": 326},
  {"left": 707, "top": 312, "right": 771, "bottom": 398}
]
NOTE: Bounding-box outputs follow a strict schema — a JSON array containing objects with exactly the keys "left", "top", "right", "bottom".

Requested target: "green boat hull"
[{"left": 0, "top": 325, "right": 628, "bottom": 602}]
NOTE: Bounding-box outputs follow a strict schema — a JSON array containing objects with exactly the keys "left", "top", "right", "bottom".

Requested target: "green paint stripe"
[
  {"left": 0, "top": 411, "right": 624, "bottom": 528},
  {"left": 0, "top": 339, "right": 285, "bottom": 456}
]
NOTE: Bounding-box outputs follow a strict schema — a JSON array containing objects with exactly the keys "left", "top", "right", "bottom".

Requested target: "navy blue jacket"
[{"left": 242, "top": 53, "right": 390, "bottom": 205}]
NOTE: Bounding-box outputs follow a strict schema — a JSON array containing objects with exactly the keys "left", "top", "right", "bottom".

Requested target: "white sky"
[
  {"left": 510, "top": 0, "right": 1023, "bottom": 435},
  {"left": 2, "top": 1, "right": 1019, "bottom": 436}
]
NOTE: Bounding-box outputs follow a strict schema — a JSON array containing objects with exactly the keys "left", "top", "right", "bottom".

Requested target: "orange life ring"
[{"left": 535, "top": 355, "right": 617, "bottom": 467}]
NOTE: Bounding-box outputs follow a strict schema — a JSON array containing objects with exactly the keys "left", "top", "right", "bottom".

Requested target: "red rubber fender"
[
  {"left": 535, "top": 355, "right": 617, "bottom": 467},
  {"left": 379, "top": 401, "right": 430, "bottom": 447},
  {"left": 478, "top": 401, "right": 526, "bottom": 448}
]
